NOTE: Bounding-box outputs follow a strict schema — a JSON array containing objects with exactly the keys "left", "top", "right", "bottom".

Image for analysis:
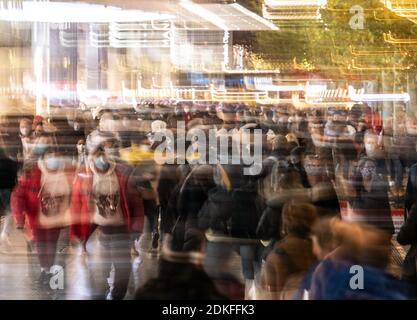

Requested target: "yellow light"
[
  {"left": 351, "top": 58, "right": 412, "bottom": 70},
  {"left": 383, "top": 31, "right": 417, "bottom": 44}
]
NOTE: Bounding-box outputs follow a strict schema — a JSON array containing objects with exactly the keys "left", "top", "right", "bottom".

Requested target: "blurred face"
[
  {"left": 286, "top": 133, "right": 297, "bottom": 143},
  {"left": 290, "top": 154, "right": 301, "bottom": 165},
  {"left": 222, "top": 111, "right": 237, "bottom": 123},
  {"left": 364, "top": 133, "right": 383, "bottom": 158},
  {"left": 326, "top": 113, "right": 333, "bottom": 122},
  {"left": 73, "top": 119, "right": 82, "bottom": 131},
  {"left": 333, "top": 113, "right": 346, "bottom": 122},
  {"left": 92, "top": 152, "right": 110, "bottom": 172},
  {"left": 103, "top": 140, "right": 119, "bottom": 158},
  {"left": 308, "top": 111, "right": 319, "bottom": 123},
  {"left": 20, "top": 121, "right": 32, "bottom": 137},
  {"left": 277, "top": 158, "right": 289, "bottom": 169},
  {"left": 77, "top": 140, "right": 86, "bottom": 155},
  {"left": 99, "top": 112, "right": 116, "bottom": 132},
  {"left": 357, "top": 121, "right": 367, "bottom": 132},
  {"left": 122, "top": 116, "right": 131, "bottom": 128},
  {"left": 304, "top": 158, "right": 324, "bottom": 177},
  {"left": 44, "top": 152, "right": 60, "bottom": 171},
  {"left": 34, "top": 124, "right": 43, "bottom": 136}
]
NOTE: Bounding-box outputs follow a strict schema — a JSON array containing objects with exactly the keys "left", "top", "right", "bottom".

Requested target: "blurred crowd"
[{"left": 1, "top": 101, "right": 417, "bottom": 300}]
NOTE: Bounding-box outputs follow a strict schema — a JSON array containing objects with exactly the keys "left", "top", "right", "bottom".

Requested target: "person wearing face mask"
[
  {"left": 361, "top": 128, "right": 397, "bottom": 197},
  {"left": 12, "top": 147, "right": 73, "bottom": 287},
  {"left": 18, "top": 118, "right": 34, "bottom": 163},
  {"left": 30, "top": 135, "right": 54, "bottom": 161},
  {"left": 197, "top": 162, "right": 262, "bottom": 298},
  {"left": 71, "top": 147, "right": 144, "bottom": 299},
  {"left": 86, "top": 112, "right": 120, "bottom": 157},
  {"left": 300, "top": 154, "right": 340, "bottom": 217},
  {"left": 345, "top": 157, "right": 394, "bottom": 235}
]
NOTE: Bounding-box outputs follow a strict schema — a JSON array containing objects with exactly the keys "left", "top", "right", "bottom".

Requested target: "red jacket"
[
  {"left": 12, "top": 162, "right": 144, "bottom": 241},
  {"left": 70, "top": 163, "right": 144, "bottom": 240},
  {"left": 12, "top": 163, "right": 74, "bottom": 235}
]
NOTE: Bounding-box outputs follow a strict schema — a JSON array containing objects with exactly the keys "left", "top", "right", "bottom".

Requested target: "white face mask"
[
  {"left": 365, "top": 143, "right": 384, "bottom": 158},
  {"left": 73, "top": 122, "right": 81, "bottom": 131},
  {"left": 77, "top": 144, "right": 85, "bottom": 155},
  {"left": 304, "top": 163, "right": 323, "bottom": 176},
  {"left": 20, "top": 127, "right": 31, "bottom": 137}
]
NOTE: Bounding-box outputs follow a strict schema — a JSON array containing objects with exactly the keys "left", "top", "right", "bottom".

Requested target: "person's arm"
[
  {"left": 266, "top": 188, "right": 310, "bottom": 208},
  {"left": 311, "top": 183, "right": 338, "bottom": 202},
  {"left": 125, "top": 171, "right": 145, "bottom": 233},
  {"left": 11, "top": 170, "right": 28, "bottom": 229}
]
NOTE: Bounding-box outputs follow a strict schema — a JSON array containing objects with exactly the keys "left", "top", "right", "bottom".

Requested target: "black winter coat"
[
  {"left": 397, "top": 202, "right": 417, "bottom": 292},
  {"left": 198, "top": 187, "right": 262, "bottom": 239}
]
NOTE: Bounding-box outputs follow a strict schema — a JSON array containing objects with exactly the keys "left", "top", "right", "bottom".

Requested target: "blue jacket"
[{"left": 309, "top": 258, "right": 410, "bottom": 300}]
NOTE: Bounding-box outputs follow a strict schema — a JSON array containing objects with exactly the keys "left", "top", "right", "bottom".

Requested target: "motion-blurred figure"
[
  {"left": 260, "top": 202, "right": 317, "bottom": 299},
  {"left": 13, "top": 147, "right": 72, "bottom": 287},
  {"left": 397, "top": 202, "right": 417, "bottom": 295},
  {"left": 309, "top": 219, "right": 409, "bottom": 299},
  {"left": 346, "top": 157, "right": 394, "bottom": 234},
  {"left": 72, "top": 147, "right": 144, "bottom": 299},
  {"left": 135, "top": 235, "right": 225, "bottom": 300}
]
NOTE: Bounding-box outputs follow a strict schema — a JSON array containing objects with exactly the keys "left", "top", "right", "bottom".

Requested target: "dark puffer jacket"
[
  {"left": 0, "top": 148, "right": 18, "bottom": 190},
  {"left": 198, "top": 186, "right": 262, "bottom": 239}
]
